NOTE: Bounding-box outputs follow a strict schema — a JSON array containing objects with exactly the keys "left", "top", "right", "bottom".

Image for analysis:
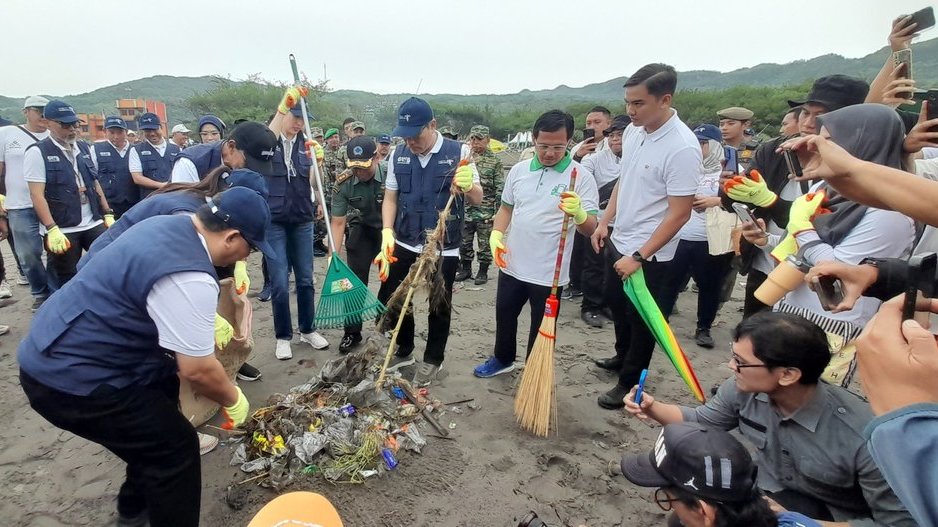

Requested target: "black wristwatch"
[{"left": 632, "top": 251, "right": 647, "bottom": 264}]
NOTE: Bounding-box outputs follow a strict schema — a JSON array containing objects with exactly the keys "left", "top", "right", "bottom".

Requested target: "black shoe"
[
  {"left": 695, "top": 328, "right": 715, "bottom": 349},
  {"left": 237, "top": 363, "right": 262, "bottom": 381},
  {"left": 31, "top": 296, "right": 47, "bottom": 312},
  {"left": 598, "top": 385, "right": 629, "bottom": 409},
  {"left": 594, "top": 356, "right": 622, "bottom": 371},
  {"left": 473, "top": 265, "right": 489, "bottom": 285},
  {"left": 454, "top": 265, "right": 472, "bottom": 282},
  {"left": 600, "top": 307, "right": 615, "bottom": 321},
  {"left": 567, "top": 287, "right": 583, "bottom": 298},
  {"left": 581, "top": 310, "right": 604, "bottom": 328},
  {"left": 116, "top": 510, "right": 149, "bottom": 527},
  {"left": 339, "top": 333, "right": 363, "bottom": 354},
  {"left": 313, "top": 248, "right": 327, "bottom": 258}
]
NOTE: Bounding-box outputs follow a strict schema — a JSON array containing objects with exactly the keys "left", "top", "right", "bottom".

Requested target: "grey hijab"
[{"left": 813, "top": 104, "right": 905, "bottom": 246}]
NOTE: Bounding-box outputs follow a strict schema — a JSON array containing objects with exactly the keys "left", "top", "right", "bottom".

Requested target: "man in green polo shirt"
[{"left": 330, "top": 136, "right": 386, "bottom": 353}]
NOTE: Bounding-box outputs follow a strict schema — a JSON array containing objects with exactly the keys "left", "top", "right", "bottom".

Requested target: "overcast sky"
[{"left": 0, "top": 0, "right": 932, "bottom": 98}]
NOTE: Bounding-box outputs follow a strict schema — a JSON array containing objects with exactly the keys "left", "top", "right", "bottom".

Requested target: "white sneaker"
[
  {"left": 300, "top": 331, "right": 329, "bottom": 350},
  {"left": 0, "top": 280, "right": 11, "bottom": 299},
  {"left": 198, "top": 432, "right": 218, "bottom": 455},
  {"left": 275, "top": 339, "right": 293, "bottom": 360},
  {"left": 16, "top": 276, "right": 29, "bottom": 286}
]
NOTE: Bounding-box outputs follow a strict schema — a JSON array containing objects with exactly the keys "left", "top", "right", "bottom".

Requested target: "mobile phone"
[
  {"left": 894, "top": 48, "right": 913, "bottom": 100},
  {"left": 926, "top": 90, "right": 938, "bottom": 122},
  {"left": 783, "top": 149, "right": 803, "bottom": 179},
  {"left": 904, "top": 6, "right": 936, "bottom": 32},
  {"left": 723, "top": 146, "right": 738, "bottom": 174},
  {"left": 902, "top": 252, "right": 937, "bottom": 320},
  {"left": 732, "top": 202, "right": 766, "bottom": 233},
  {"left": 814, "top": 276, "right": 845, "bottom": 312},
  {"left": 583, "top": 128, "right": 596, "bottom": 141},
  {"left": 634, "top": 369, "right": 648, "bottom": 405}
]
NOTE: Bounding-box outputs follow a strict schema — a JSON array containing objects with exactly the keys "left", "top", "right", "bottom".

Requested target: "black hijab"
[{"left": 812, "top": 104, "right": 906, "bottom": 246}]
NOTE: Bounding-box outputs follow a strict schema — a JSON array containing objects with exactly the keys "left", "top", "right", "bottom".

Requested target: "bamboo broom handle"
[
  {"left": 375, "top": 259, "right": 426, "bottom": 389},
  {"left": 549, "top": 168, "right": 579, "bottom": 296}
]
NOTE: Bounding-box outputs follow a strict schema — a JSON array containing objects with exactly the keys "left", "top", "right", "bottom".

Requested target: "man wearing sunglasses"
[
  {"left": 23, "top": 100, "right": 114, "bottom": 289},
  {"left": 623, "top": 311, "right": 914, "bottom": 526}
]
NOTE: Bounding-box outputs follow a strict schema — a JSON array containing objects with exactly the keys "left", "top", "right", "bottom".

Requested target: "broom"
[
  {"left": 288, "top": 54, "right": 385, "bottom": 329},
  {"left": 514, "top": 167, "right": 579, "bottom": 437},
  {"left": 374, "top": 161, "right": 466, "bottom": 389}
]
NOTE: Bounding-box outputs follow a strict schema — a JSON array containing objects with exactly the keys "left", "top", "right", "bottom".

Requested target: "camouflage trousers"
[{"left": 460, "top": 218, "right": 493, "bottom": 266}]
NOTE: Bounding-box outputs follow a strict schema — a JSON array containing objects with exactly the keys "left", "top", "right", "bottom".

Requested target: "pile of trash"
[{"left": 229, "top": 339, "right": 447, "bottom": 489}]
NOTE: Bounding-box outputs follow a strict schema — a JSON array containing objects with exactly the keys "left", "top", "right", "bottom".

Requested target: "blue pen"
[{"left": 634, "top": 369, "right": 649, "bottom": 405}]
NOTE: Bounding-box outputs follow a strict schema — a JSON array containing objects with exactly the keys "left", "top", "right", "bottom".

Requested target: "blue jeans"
[
  {"left": 7, "top": 208, "right": 50, "bottom": 298},
  {"left": 265, "top": 221, "right": 315, "bottom": 340}
]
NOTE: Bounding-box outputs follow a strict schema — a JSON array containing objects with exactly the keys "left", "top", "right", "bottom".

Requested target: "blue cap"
[
  {"left": 198, "top": 115, "right": 226, "bottom": 134},
  {"left": 392, "top": 97, "right": 433, "bottom": 138},
  {"left": 138, "top": 112, "right": 161, "bottom": 130},
  {"left": 206, "top": 187, "right": 275, "bottom": 259},
  {"left": 104, "top": 116, "right": 127, "bottom": 129},
  {"left": 222, "top": 169, "right": 269, "bottom": 200},
  {"left": 377, "top": 134, "right": 392, "bottom": 144},
  {"left": 288, "top": 102, "right": 316, "bottom": 121},
  {"left": 43, "top": 100, "right": 81, "bottom": 124},
  {"left": 693, "top": 124, "right": 721, "bottom": 143}
]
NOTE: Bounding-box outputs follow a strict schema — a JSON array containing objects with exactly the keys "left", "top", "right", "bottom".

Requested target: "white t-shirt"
[
  {"left": 146, "top": 233, "right": 219, "bottom": 357},
  {"left": 128, "top": 139, "right": 169, "bottom": 173},
  {"left": 502, "top": 156, "right": 599, "bottom": 287},
  {"left": 385, "top": 131, "right": 480, "bottom": 257},
  {"left": 579, "top": 146, "right": 621, "bottom": 192},
  {"left": 921, "top": 147, "right": 938, "bottom": 160},
  {"left": 678, "top": 165, "right": 720, "bottom": 242},
  {"left": 22, "top": 138, "right": 103, "bottom": 234},
  {"left": 609, "top": 110, "right": 702, "bottom": 261},
  {"left": 0, "top": 125, "right": 50, "bottom": 209},
  {"left": 171, "top": 157, "right": 200, "bottom": 183},
  {"left": 90, "top": 140, "right": 130, "bottom": 170}
]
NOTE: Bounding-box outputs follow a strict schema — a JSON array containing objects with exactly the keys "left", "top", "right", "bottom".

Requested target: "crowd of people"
[{"left": 1, "top": 12, "right": 937, "bottom": 527}]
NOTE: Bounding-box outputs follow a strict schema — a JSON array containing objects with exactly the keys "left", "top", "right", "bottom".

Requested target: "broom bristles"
[{"left": 514, "top": 311, "right": 558, "bottom": 437}]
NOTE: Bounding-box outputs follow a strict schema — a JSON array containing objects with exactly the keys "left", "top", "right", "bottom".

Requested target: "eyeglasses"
[
  {"left": 55, "top": 121, "right": 80, "bottom": 129},
  {"left": 534, "top": 143, "right": 568, "bottom": 153},
  {"left": 729, "top": 351, "right": 772, "bottom": 373},
  {"left": 654, "top": 489, "right": 682, "bottom": 512}
]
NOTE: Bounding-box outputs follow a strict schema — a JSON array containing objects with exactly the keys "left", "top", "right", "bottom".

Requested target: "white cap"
[
  {"left": 171, "top": 124, "right": 191, "bottom": 134},
  {"left": 23, "top": 95, "right": 49, "bottom": 109}
]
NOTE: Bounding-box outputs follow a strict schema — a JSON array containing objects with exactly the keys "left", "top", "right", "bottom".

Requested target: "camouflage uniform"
[
  {"left": 323, "top": 144, "right": 343, "bottom": 189},
  {"left": 336, "top": 121, "right": 365, "bottom": 176},
  {"left": 459, "top": 126, "right": 503, "bottom": 280}
]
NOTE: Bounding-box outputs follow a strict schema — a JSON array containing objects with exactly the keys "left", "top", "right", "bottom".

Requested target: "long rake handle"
[
  {"left": 549, "top": 168, "right": 579, "bottom": 296},
  {"left": 375, "top": 259, "right": 426, "bottom": 389}
]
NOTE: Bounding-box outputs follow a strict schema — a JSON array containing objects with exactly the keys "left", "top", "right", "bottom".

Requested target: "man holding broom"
[
  {"left": 376, "top": 97, "right": 482, "bottom": 387},
  {"left": 473, "top": 110, "right": 599, "bottom": 378}
]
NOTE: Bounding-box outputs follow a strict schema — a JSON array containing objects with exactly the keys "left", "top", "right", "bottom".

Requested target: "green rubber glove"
[
  {"left": 277, "top": 86, "right": 308, "bottom": 115},
  {"left": 223, "top": 387, "right": 250, "bottom": 427},
  {"left": 489, "top": 230, "right": 508, "bottom": 269},
  {"left": 723, "top": 170, "right": 778, "bottom": 208},
  {"left": 454, "top": 163, "right": 474, "bottom": 192},
  {"left": 214, "top": 313, "right": 234, "bottom": 349},
  {"left": 233, "top": 260, "right": 250, "bottom": 295},
  {"left": 787, "top": 191, "right": 831, "bottom": 235},
  {"left": 46, "top": 226, "right": 71, "bottom": 254},
  {"left": 770, "top": 233, "right": 799, "bottom": 263},
  {"left": 559, "top": 191, "right": 588, "bottom": 225}
]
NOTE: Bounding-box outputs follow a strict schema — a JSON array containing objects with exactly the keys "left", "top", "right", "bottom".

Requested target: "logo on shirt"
[
  {"left": 141, "top": 151, "right": 152, "bottom": 156},
  {"left": 549, "top": 184, "right": 566, "bottom": 197},
  {"left": 7, "top": 140, "right": 22, "bottom": 150},
  {"left": 438, "top": 158, "right": 455, "bottom": 167},
  {"left": 46, "top": 155, "right": 61, "bottom": 162},
  {"left": 397, "top": 156, "right": 411, "bottom": 165},
  {"left": 98, "top": 151, "right": 111, "bottom": 157}
]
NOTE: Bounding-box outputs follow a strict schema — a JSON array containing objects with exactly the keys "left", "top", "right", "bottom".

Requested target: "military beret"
[{"left": 717, "top": 107, "right": 754, "bottom": 121}]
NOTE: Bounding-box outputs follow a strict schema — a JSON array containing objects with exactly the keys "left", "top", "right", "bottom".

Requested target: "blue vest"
[
  {"left": 392, "top": 139, "right": 464, "bottom": 249},
  {"left": 79, "top": 191, "right": 205, "bottom": 269},
  {"left": 266, "top": 133, "right": 314, "bottom": 223},
  {"left": 175, "top": 142, "right": 223, "bottom": 178},
  {"left": 18, "top": 215, "right": 218, "bottom": 396},
  {"left": 135, "top": 141, "right": 180, "bottom": 198},
  {"left": 93, "top": 141, "right": 138, "bottom": 206},
  {"left": 31, "top": 138, "right": 104, "bottom": 227}
]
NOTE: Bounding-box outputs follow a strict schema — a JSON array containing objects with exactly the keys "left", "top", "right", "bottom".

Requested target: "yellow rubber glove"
[
  {"left": 0, "top": 193, "right": 6, "bottom": 212},
  {"left": 787, "top": 191, "right": 831, "bottom": 235},
  {"left": 770, "top": 233, "right": 799, "bottom": 263},
  {"left": 489, "top": 230, "right": 508, "bottom": 269},
  {"left": 380, "top": 227, "right": 395, "bottom": 259},
  {"left": 223, "top": 387, "right": 250, "bottom": 428},
  {"left": 277, "top": 86, "right": 308, "bottom": 115},
  {"left": 454, "top": 162, "right": 474, "bottom": 192},
  {"left": 559, "top": 191, "right": 588, "bottom": 225},
  {"left": 373, "top": 228, "right": 398, "bottom": 282},
  {"left": 46, "top": 226, "right": 71, "bottom": 254},
  {"left": 103, "top": 213, "right": 115, "bottom": 228},
  {"left": 233, "top": 260, "right": 250, "bottom": 295},
  {"left": 723, "top": 170, "right": 778, "bottom": 208},
  {"left": 214, "top": 313, "right": 234, "bottom": 349}
]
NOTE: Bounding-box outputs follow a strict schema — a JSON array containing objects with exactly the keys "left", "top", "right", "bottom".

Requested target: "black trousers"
[
  {"left": 604, "top": 247, "right": 680, "bottom": 389},
  {"left": 743, "top": 269, "right": 771, "bottom": 318},
  {"left": 493, "top": 272, "right": 564, "bottom": 364},
  {"left": 111, "top": 200, "right": 135, "bottom": 220},
  {"left": 663, "top": 240, "right": 733, "bottom": 331},
  {"left": 344, "top": 224, "right": 382, "bottom": 336},
  {"left": 46, "top": 223, "right": 106, "bottom": 289},
  {"left": 377, "top": 246, "right": 458, "bottom": 366},
  {"left": 20, "top": 371, "right": 201, "bottom": 527},
  {"left": 569, "top": 231, "right": 587, "bottom": 290},
  {"left": 580, "top": 230, "right": 609, "bottom": 312}
]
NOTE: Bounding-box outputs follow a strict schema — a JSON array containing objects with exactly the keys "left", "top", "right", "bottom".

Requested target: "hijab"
[
  {"left": 812, "top": 104, "right": 905, "bottom": 246},
  {"left": 702, "top": 139, "right": 724, "bottom": 174}
]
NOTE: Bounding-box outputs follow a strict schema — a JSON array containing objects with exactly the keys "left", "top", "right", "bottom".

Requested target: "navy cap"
[
  {"left": 43, "top": 100, "right": 81, "bottom": 124},
  {"left": 222, "top": 169, "right": 269, "bottom": 200},
  {"left": 392, "top": 97, "right": 433, "bottom": 138},
  {"left": 138, "top": 112, "right": 161, "bottom": 130},
  {"left": 206, "top": 187, "right": 275, "bottom": 259},
  {"left": 104, "top": 116, "right": 127, "bottom": 130},
  {"left": 376, "top": 134, "right": 392, "bottom": 144},
  {"left": 198, "top": 115, "right": 226, "bottom": 134},
  {"left": 345, "top": 136, "right": 377, "bottom": 168},
  {"left": 288, "top": 102, "right": 316, "bottom": 121},
  {"left": 693, "top": 124, "right": 722, "bottom": 143},
  {"left": 228, "top": 121, "right": 278, "bottom": 177}
]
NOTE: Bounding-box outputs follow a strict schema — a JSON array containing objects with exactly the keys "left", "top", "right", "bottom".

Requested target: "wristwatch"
[{"left": 632, "top": 251, "right": 647, "bottom": 264}]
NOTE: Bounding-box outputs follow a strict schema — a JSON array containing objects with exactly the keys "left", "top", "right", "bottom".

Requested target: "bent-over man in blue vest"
[
  {"left": 129, "top": 112, "right": 180, "bottom": 199},
  {"left": 375, "top": 97, "right": 483, "bottom": 386},
  {"left": 23, "top": 100, "right": 115, "bottom": 289},
  {"left": 91, "top": 116, "right": 138, "bottom": 218},
  {"left": 170, "top": 120, "right": 276, "bottom": 184},
  {"left": 18, "top": 187, "right": 274, "bottom": 527}
]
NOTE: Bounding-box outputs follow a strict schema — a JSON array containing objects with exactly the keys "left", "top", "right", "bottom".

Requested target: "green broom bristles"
[{"left": 315, "top": 256, "right": 385, "bottom": 329}]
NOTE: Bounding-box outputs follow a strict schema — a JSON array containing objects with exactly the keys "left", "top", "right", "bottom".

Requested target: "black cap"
[
  {"left": 620, "top": 423, "right": 758, "bottom": 503},
  {"left": 787, "top": 75, "right": 869, "bottom": 112},
  {"left": 345, "top": 136, "right": 377, "bottom": 168},
  {"left": 604, "top": 114, "right": 631, "bottom": 135},
  {"left": 228, "top": 121, "right": 278, "bottom": 177}
]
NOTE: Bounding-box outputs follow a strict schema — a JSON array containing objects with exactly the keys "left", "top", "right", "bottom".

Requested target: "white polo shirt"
[
  {"left": 0, "top": 125, "right": 50, "bottom": 210},
  {"left": 502, "top": 154, "right": 599, "bottom": 287},
  {"left": 610, "top": 110, "right": 701, "bottom": 261}
]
